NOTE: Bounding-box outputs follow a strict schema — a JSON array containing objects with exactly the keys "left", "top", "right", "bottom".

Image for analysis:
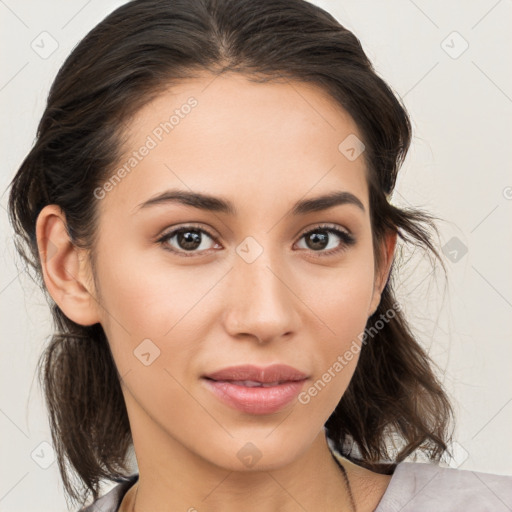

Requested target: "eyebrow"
[{"left": 135, "top": 189, "right": 365, "bottom": 215}]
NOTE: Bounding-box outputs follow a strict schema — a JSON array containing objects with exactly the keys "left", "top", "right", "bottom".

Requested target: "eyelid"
[{"left": 298, "top": 222, "right": 352, "bottom": 238}]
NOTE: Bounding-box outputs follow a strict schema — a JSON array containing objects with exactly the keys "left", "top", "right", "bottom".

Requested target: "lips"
[{"left": 202, "top": 364, "right": 308, "bottom": 414}]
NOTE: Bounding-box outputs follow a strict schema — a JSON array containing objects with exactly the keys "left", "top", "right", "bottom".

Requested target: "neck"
[{"left": 126, "top": 431, "right": 356, "bottom": 512}]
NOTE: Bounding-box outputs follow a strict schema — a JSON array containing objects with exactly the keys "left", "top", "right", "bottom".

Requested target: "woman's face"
[{"left": 86, "top": 73, "right": 394, "bottom": 471}]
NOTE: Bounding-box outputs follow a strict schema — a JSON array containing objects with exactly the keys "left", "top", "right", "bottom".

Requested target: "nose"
[{"left": 221, "top": 247, "right": 301, "bottom": 345}]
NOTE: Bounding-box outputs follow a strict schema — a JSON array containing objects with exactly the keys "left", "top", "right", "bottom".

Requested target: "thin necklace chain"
[
  {"left": 331, "top": 451, "right": 357, "bottom": 512},
  {"left": 131, "top": 454, "right": 356, "bottom": 512}
]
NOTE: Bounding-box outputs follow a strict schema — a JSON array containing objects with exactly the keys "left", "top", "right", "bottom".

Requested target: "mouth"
[
  {"left": 201, "top": 364, "right": 309, "bottom": 415},
  {"left": 217, "top": 380, "right": 290, "bottom": 387}
]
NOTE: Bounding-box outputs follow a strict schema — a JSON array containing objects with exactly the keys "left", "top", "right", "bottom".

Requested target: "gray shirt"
[{"left": 79, "top": 462, "right": 512, "bottom": 511}]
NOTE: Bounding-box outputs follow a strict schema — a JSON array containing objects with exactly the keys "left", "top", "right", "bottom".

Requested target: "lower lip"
[{"left": 203, "top": 379, "right": 307, "bottom": 414}]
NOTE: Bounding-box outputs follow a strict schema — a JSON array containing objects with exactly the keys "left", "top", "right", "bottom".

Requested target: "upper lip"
[{"left": 203, "top": 364, "right": 308, "bottom": 383}]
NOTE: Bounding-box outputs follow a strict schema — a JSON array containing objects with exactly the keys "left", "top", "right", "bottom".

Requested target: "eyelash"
[{"left": 156, "top": 223, "right": 356, "bottom": 258}]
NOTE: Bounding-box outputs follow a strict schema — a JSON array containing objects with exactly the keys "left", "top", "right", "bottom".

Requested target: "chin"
[{"left": 196, "top": 427, "right": 314, "bottom": 473}]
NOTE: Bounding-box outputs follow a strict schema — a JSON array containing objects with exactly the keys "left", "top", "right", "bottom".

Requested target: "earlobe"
[{"left": 36, "top": 205, "right": 101, "bottom": 326}]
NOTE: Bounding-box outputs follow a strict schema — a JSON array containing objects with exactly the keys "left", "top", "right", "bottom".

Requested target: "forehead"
[{"left": 102, "top": 72, "right": 370, "bottom": 218}]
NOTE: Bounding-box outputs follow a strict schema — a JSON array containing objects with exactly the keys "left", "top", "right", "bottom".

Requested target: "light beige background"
[{"left": 1, "top": 1, "right": 511, "bottom": 510}]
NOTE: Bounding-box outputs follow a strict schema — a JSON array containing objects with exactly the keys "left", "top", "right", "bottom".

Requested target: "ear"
[
  {"left": 368, "top": 229, "right": 397, "bottom": 317},
  {"left": 35, "top": 205, "right": 101, "bottom": 326}
]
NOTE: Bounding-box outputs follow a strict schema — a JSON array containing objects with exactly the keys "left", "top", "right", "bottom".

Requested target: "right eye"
[{"left": 157, "top": 225, "right": 221, "bottom": 257}]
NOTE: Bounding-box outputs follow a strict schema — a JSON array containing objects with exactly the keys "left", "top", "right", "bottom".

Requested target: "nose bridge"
[{"left": 223, "top": 237, "right": 299, "bottom": 342}]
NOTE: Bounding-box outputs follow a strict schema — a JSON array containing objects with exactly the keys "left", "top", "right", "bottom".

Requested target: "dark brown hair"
[{"left": 7, "top": 0, "right": 454, "bottom": 508}]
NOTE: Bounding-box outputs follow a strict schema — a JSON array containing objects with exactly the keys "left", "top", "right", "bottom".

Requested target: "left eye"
[
  {"left": 157, "top": 224, "right": 355, "bottom": 257},
  {"left": 295, "top": 225, "right": 356, "bottom": 256}
]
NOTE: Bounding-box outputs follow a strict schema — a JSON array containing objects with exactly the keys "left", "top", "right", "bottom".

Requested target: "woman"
[{"left": 7, "top": 0, "right": 512, "bottom": 511}]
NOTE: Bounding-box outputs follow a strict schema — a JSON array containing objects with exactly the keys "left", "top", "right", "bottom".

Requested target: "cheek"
[
  {"left": 95, "top": 238, "right": 198, "bottom": 332},
  {"left": 297, "top": 282, "right": 370, "bottom": 419},
  {"left": 94, "top": 243, "right": 223, "bottom": 377},
  {"left": 299, "top": 252, "right": 376, "bottom": 336},
  {"left": 298, "top": 253, "right": 375, "bottom": 399}
]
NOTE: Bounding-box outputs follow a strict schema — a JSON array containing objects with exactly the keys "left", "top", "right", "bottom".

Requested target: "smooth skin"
[{"left": 37, "top": 72, "right": 396, "bottom": 511}]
